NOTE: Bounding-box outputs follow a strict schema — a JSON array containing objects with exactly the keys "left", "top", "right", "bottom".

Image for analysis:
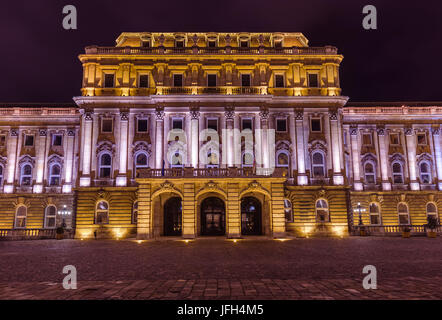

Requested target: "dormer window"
[
  {"left": 175, "top": 38, "right": 185, "bottom": 47},
  {"left": 207, "top": 39, "right": 217, "bottom": 47},
  {"left": 240, "top": 38, "right": 249, "bottom": 48}
]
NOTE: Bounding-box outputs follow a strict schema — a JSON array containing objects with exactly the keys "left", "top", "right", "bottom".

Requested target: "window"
[
  {"left": 207, "top": 74, "right": 217, "bottom": 87},
  {"left": 392, "top": 162, "right": 404, "bottom": 184},
  {"left": 426, "top": 203, "right": 438, "bottom": 220},
  {"left": 369, "top": 203, "right": 381, "bottom": 225},
  {"left": 274, "top": 40, "right": 283, "bottom": 48},
  {"left": 44, "top": 205, "right": 57, "bottom": 228},
  {"left": 398, "top": 203, "right": 410, "bottom": 225},
  {"left": 417, "top": 133, "right": 427, "bottom": 145},
  {"left": 364, "top": 162, "right": 376, "bottom": 184},
  {"left": 175, "top": 39, "right": 185, "bottom": 47},
  {"left": 311, "top": 118, "right": 321, "bottom": 132},
  {"left": 99, "top": 153, "right": 112, "bottom": 178},
  {"left": 312, "top": 152, "right": 325, "bottom": 177},
  {"left": 316, "top": 199, "right": 329, "bottom": 222},
  {"left": 24, "top": 135, "right": 34, "bottom": 147},
  {"left": 20, "top": 164, "right": 32, "bottom": 186},
  {"left": 419, "top": 162, "right": 431, "bottom": 184},
  {"left": 207, "top": 118, "right": 218, "bottom": 132},
  {"left": 172, "top": 118, "right": 183, "bottom": 130},
  {"left": 171, "top": 150, "right": 183, "bottom": 168},
  {"left": 102, "top": 119, "right": 113, "bottom": 133},
  {"left": 275, "top": 74, "right": 285, "bottom": 88},
  {"left": 137, "top": 119, "right": 148, "bottom": 132},
  {"left": 241, "top": 74, "right": 251, "bottom": 87},
  {"left": 242, "top": 118, "right": 253, "bottom": 131},
  {"left": 389, "top": 133, "right": 400, "bottom": 145},
  {"left": 276, "top": 151, "right": 289, "bottom": 168},
  {"left": 95, "top": 201, "right": 109, "bottom": 224},
  {"left": 0, "top": 165, "right": 3, "bottom": 186},
  {"left": 14, "top": 206, "right": 27, "bottom": 228},
  {"left": 132, "top": 201, "right": 138, "bottom": 224},
  {"left": 139, "top": 74, "right": 149, "bottom": 88},
  {"left": 173, "top": 74, "right": 183, "bottom": 87},
  {"left": 362, "top": 133, "right": 372, "bottom": 146},
  {"left": 49, "top": 164, "right": 61, "bottom": 186},
  {"left": 0, "top": 135, "right": 5, "bottom": 147},
  {"left": 141, "top": 40, "right": 150, "bottom": 48},
  {"left": 135, "top": 152, "right": 149, "bottom": 171},
  {"left": 208, "top": 40, "right": 216, "bottom": 47},
  {"left": 242, "top": 152, "right": 254, "bottom": 167},
  {"left": 104, "top": 73, "right": 114, "bottom": 88},
  {"left": 284, "top": 199, "right": 293, "bottom": 222},
  {"left": 308, "top": 73, "right": 319, "bottom": 87},
  {"left": 276, "top": 118, "right": 287, "bottom": 132},
  {"left": 206, "top": 149, "right": 219, "bottom": 168},
  {"left": 52, "top": 134, "right": 62, "bottom": 146},
  {"left": 240, "top": 39, "right": 249, "bottom": 48}
]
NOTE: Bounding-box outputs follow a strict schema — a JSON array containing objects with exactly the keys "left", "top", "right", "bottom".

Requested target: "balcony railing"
[
  {"left": 352, "top": 225, "right": 442, "bottom": 235},
  {"left": 0, "top": 228, "right": 74, "bottom": 240},
  {"left": 136, "top": 167, "right": 285, "bottom": 179}
]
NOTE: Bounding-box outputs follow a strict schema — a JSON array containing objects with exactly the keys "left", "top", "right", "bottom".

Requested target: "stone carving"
[
  {"left": 39, "top": 129, "right": 47, "bottom": 137},
  {"left": 84, "top": 112, "right": 93, "bottom": 121},
  {"left": 432, "top": 127, "right": 440, "bottom": 136},
  {"left": 377, "top": 127, "right": 385, "bottom": 136},
  {"left": 155, "top": 109, "right": 165, "bottom": 121},
  {"left": 190, "top": 109, "right": 200, "bottom": 120},
  {"left": 10, "top": 129, "right": 18, "bottom": 136},
  {"left": 329, "top": 111, "right": 338, "bottom": 121},
  {"left": 67, "top": 130, "right": 75, "bottom": 137},
  {"left": 404, "top": 127, "right": 413, "bottom": 136},
  {"left": 259, "top": 108, "right": 269, "bottom": 120},
  {"left": 295, "top": 111, "right": 303, "bottom": 121},
  {"left": 120, "top": 112, "right": 129, "bottom": 121},
  {"left": 350, "top": 126, "right": 358, "bottom": 136}
]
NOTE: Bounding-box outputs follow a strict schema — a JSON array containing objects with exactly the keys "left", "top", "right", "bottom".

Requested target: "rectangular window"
[
  {"left": 362, "top": 133, "right": 372, "bottom": 146},
  {"left": 207, "top": 74, "right": 217, "bottom": 87},
  {"left": 276, "top": 118, "right": 287, "bottom": 132},
  {"left": 141, "top": 40, "right": 150, "bottom": 48},
  {"left": 242, "top": 118, "right": 253, "bottom": 131},
  {"left": 0, "top": 135, "right": 6, "bottom": 147},
  {"left": 241, "top": 74, "right": 251, "bottom": 87},
  {"left": 173, "top": 74, "right": 183, "bottom": 87},
  {"left": 208, "top": 40, "right": 216, "bottom": 47},
  {"left": 207, "top": 119, "right": 218, "bottom": 132},
  {"left": 274, "top": 40, "right": 283, "bottom": 48},
  {"left": 240, "top": 40, "right": 249, "bottom": 48},
  {"left": 24, "top": 135, "right": 34, "bottom": 146},
  {"left": 417, "top": 133, "right": 427, "bottom": 145},
  {"left": 172, "top": 118, "right": 183, "bottom": 130},
  {"left": 52, "top": 134, "right": 62, "bottom": 146},
  {"left": 275, "top": 74, "right": 285, "bottom": 88},
  {"left": 389, "top": 133, "right": 400, "bottom": 145},
  {"left": 175, "top": 39, "right": 184, "bottom": 47},
  {"left": 137, "top": 119, "right": 148, "bottom": 133},
  {"left": 139, "top": 74, "right": 149, "bottom": 88},
  {"left": 104, "top": 73, "right": 114, "bottom": 88},
  {"left": 311, "top": 119, "right": 321, "bottom": 132},
  {"left": 102, "top": 119, "right": 113, "bottom": 133},
  {"left": 308, "top": 73, "right": 319, "bottom": 88}
]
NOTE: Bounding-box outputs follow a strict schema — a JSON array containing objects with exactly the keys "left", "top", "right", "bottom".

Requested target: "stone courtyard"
[{"left": 0, "top": 237, "right": 441, "bottom": 299}]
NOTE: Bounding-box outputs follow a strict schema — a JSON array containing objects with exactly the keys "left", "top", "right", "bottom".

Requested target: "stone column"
[
  {"left": 190, "top": 109, "right": 200, "bottom": 168},
  {"left": 432, "top": 127, "right": 442, "bottom": 190},
  {"left": 63, "top": 130, "right": 75, "bottom": 193},
  {"left": 224, "top": 108, "right": 235, "bottom": 167},
  {"left": 137, "top": 183, "right": 152, "bottom": 239},
  {"left": 34, "top": 129, "right": 47, "bottom": 193},
  {"left": 155, "top": 108, "right": 165, "bottom": 169},
  {"left": 116, "top": 111, "right": 129, "bottom": 186},
  {"left": 350, "top": 126, "right": 363, "bottom": 191},
  {"left": 329, "top": 111, "right": 344, "bottom": 185},
  {"left": 182, "top": 183, "right": 196, "bottom": 238},
  {"left": 377, "top": 127, "right": 391, "bottom": 191},
  {"left": 4, "top": 129, "right": 18, "bottom": 193},
  {"left": 259, "top": 108, "right": 270, "bottom": 172},
  {"left": 295, "top": 110, "right": 307, "bottom": 185},
  {"left": 79, "top": 111, "right": 93, "bottom": 187},
  {"left": 405, "top": 127, "right": 419, "bottom": 190},
  {"left": 289, "top": 113, "right": 297, "bottom": 177},
  {"left": 227, "top": 182, "right": 241, "bottom": 238}
]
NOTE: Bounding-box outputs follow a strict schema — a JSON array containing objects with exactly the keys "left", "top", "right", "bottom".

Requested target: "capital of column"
[
  {"left": 39, "top": 129, "right": 47, "bottom": 137},
  {"left": 350, "top": 126, "right": 358, "bottom": 136},
  {"left": 432, "top": 127, "right": 440, "bottom": 136},
  {"left": 329, "top": 111, "right": 338, "bottom": 121},
  {"left": 190, "top": 109, "right": 200, "bottom": 120},
  {"left": 10, "top": 129, "right": 18, "bottom": 136},
  {"left": 224, "top": 107, "right": 235, "bottom": 121},
  {"left": 155, "top": 108, "right": 165, "bottom": 121},
  {"left": 294, "top": 109, "right": 303, "bottom": 121},
  {"left": 84, "top": 111, "right": 93, "bottom": 121},
  {"left": 376, "top": 127, "right": 385, "bottom": 136},
  {"left": 259, "top": 108, "right": 269, "bottom": 121},
  {"left": 120, "top": 111, "right": 129, "bottom": 121},
  {"left": 67, "top": 130, "right": 76, "bottom": 137},
  {"left": 404, "top": 127, "right": 413, "bottom": 136}
]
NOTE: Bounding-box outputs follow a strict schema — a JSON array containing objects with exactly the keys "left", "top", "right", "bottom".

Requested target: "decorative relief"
[
  {"left": 96, "top": 141, "right": 115, "bottom": 156},
  {"left": 132, "top": 141, "right": 152, "bottom": 156},
  {"left": 329, "top": 111, "right": 338, "bottom": 121},
  {"left": 39, "top": 129, "right": 47, "bottom": 137},
  {"left": 120, "top": 112, "right": 129, "bottom": 121},
  {"left": 404, "top": 127, "right": 413, "bottom": 136},
  {"left": 10, "top": 129, "right": 18, "bottom": 137},
  {"left": 350, "top": 126, "right": 358, "bottom": 136},
  {"left": 295, "top": 111, "right": 303, "bottom": 121},
  {"left": 84, "top": 112, "right": 93, "bottom": 121},
  {"left": 190, "top": 109, "right": 200, "bottom": 120},
  {"left": 224, "top": 108, "right": 235, "bottom": 120},
  {"left": 259, "top": 108, "right": 269, "bottom": 120},
  {"left": 155, "top": 108, "right": 165, "bottom": 121},
  {"left": 67, "top": 130, "right": 75, "bottom": 137},
  {"left": 376, "top": 127, "right": 385, "bottom": 136},
  {"left": 431, "top": 127, "right": 440, "bottom": 136}
]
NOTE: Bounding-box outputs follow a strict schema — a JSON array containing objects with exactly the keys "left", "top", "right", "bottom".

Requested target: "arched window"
[
  {"left": 49, "top": 164, "right": 61, "bottom": 186},
  {"left": 276, "top": 151, "right": 289, "bottom": 168},
  {"left": 20, "top": 164, "right": 33, "bottom": 186},
  {"left": 132, "top": 201, "right": 138, "bottom": 224},
  {"left": 99, "top": 153, "right": 112, "bottom": 178},
  {"left": 426, "top": 202, "right": 438, "bottom": 220},
  {"left": 44, "top": 205, "right": 57, "bottom": 228},
  {"left": 398, "top": 203, "right": 410, "bottom": 225},
  {"left": 369, "top": 203, "right": 381, "bottom": 225},
  {"left": 392, "top": 162, "right": 404, "bottom": 184},
  {"left": 284, "top": 199, "right": 293, "bottom": 222},
  {"left": 15, "top": 206, "right": 27, "bottom": 228},
  {"left": 312, "top": 152, "right": 325, "bottom": 178},
  {"left": 419, "top": 162, "right": 432, "bottom": 184},
  {"left": 95, "top": 201, "right": 109, "bottom": 224},
  {"left": 135, "top": 152, "right": 149, "bottom": 171},
  {"left": 364, "top": 162, "right": 376, "bottom": 184},
  {"left": 315, "top": 199, "right": 329, "bottom": 222},
  {"left": 242, "top": 152, "right": 254, "bottom": 168},
  {"left": 170, "top": 150, "right": 184, "bottom": 168}
]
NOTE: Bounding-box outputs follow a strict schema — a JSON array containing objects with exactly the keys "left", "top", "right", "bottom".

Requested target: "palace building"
[{"left": 0, "top": 32, "right": 440, "bottom": 239}]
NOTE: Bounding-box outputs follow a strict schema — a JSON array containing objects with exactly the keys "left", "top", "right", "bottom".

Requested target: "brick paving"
[{"left": 0, "top": 237, "right": 441, "bottom": 300}]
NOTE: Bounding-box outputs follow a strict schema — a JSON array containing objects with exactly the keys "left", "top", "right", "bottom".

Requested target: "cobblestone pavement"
[{"left": 0, "top": 237, "right": 441, "bottom": 299}]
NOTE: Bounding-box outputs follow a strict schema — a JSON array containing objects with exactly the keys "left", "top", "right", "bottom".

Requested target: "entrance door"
[
  {"left": 241, "top": 197, "right": 262, "bottom": 235},
  {"left": 164, "top": 197, "right": 182, "bottom": 236},
  {"left": 201, "top": 197, "right": 225, "bottom": 236}
]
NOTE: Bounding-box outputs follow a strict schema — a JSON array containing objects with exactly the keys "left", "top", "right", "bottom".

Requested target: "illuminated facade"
[{"left": 0, "top": 32, "right": 440, "bottom": 239}]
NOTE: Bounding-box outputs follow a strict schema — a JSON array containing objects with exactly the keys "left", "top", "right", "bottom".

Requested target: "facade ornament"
[
  {"left": 259, "top": 108, "right": 269, "bottom": 120},
  {"left": 120, "top": 112, "right": 129, "bottom": 121},
  {"left": 225, "top": 34, "right": 231, "bottom": 46},
  {"left": 84, "top": 111, "right": 93, "bottom": 121},
  {"left": 431, "top": 127, "right": 440, "bottom": 136},
  {"left": 404, "top": 127, "right": 413, "bottom": 136},
  {"left": 67, "top": 130, "right": 75, "bottom": 137},
  {"left": 155, "top": 108, "right": 165, "bottom": 121},
  {"left": 258, "top": 34, "right": 264, "bottom": 46},
  {"left": 224, "top": 108, "right": 235, "bottom": 120},
  {"left": 10, "top": 129, "right": 18, "bottom": 137},
  {"left": 329, "top": 111, "right": 338, "bottom": 121},
  {"left": 376, "top": 127, "right": 385, "bottom": 136},
  {"left": 190, "top": 109, "right": 200, "bottom": 120},
  {"left": 295, "top": 111, "right": 303, "bottom": 120},
  {"left": 39, "top": 129, "right": 47, "bottom": 137},
  {"left": 350, "top": 126, "right": 358, "bottom": 136},
  {"left": 192, "top": 34, "right": 198, "bottom": 46},
  {"left": 158, "top": 34, "right": 165, "bottom": 46}
]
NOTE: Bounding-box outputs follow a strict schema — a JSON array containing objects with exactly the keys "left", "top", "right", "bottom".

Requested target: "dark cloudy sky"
[{"left": 0, "top": 0, "right": 441, "bottom": 103}]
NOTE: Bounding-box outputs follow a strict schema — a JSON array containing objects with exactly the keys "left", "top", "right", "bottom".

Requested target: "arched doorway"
[
  {"left": 164, "top": 197, "right": 182, "bottom": 236},
  {"left": 241, "top": 197, "right": 262, "bottom": 235},
  {"left": 201, "top": 197, "right": 225, "bottom": 236}
]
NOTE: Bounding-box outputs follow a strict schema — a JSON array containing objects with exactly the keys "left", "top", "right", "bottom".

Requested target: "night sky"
[{"left": 0, "top": 0, "right": 441, "bottom": 103}]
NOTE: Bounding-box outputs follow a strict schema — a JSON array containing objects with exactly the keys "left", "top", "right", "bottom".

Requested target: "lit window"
[
  {"left": 44, "top": 205, "right": 57, "bottom": 228},
  {"left": 398, "top": 203, "right": 410, "bottom": 225},
  {"left": 364, "top": 162, "right": 376, "bottom": 184},
  {"left": 15, "top": 206, "right": 27, "bottom": 228},
  {"left": 284, "top": 199, "right": 293, "bottom": 222},
  {"left": 104, "top": 74, "right": 114, "bottom": 88},
  {"left": 276, "top": 152, "right": 289, "bottom": 168},
  {"left": 417, "top": 133, "right": 427, "bottom": 145},
  {"left": 95, "top": 201, "right": 109, "bottom": 224},
  {"left": 207, "top": 74, "right": 217, "bottom": 87},
  {"left": 137, "top": 119, "right": 148, "bottom": 132},
  {"left": 308, "top": 73, "right": 319, "bottom": 87},
  {"left": 369, "top": 203, "right": 381, "bottom": 225},
  {"left": 132, "top": 201, "right": 138, "bottom": 224},
  {"left": 173, "top": 74, "right": 183, "bottom": 87},
  {"left": 24, "top": 135, "right": 34, "bottom": 147},
  {"left": 52, "top": 134, "right": 62, "bottom": 146},
  {"left": 49, "top": 164, "right": 61, "bottom": 186},
  {"left": 389, "top": 133, "right": 400, "bottom": 145},
  {"left": 311, "top": 118, "right": 321, "bottom": 132},
  {"left": 312, "top": 152, "right": 325, "bottom": 178},
  {"left": 419, "top": 162, "right": 431, "bottom": 184},
  {"left": 20, "top": 164, "right": 32, "bottom": 186},
  {"left": 241, "top": 74, "right": 251, "bottom": 87},
  {"left": 426, "top": 203, "right": 438, "bottom": 220},
  {"left": 102, "top": 119, "right": 113, "bottom": 133},
  {"left": 275, "top": 74, "right": 284, "bottom": 88},
  {"left": 392, "top": 162, "right": 404, "bottom": 184},
  {"left": 99, "top": 153, "right": 112, "bottom": 178},
  {"left": 276, "top": 118, "right": 287, "bottom": 132},
  {"left": 139, "top": 74, "right": 149, "bottom": 88},
  {"left": 316, "top": 199, "right": 329, "bottom": 222}
]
